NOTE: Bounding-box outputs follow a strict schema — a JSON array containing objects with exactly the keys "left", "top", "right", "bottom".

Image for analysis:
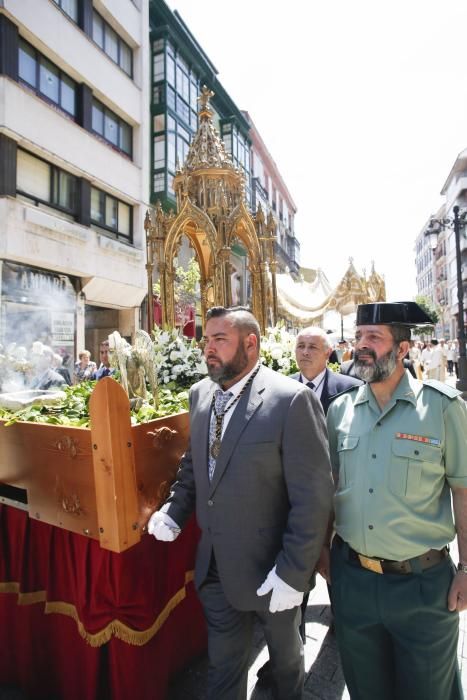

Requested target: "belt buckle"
[{"left": 358, "top": 554, "right": 383, "bottom": 574}]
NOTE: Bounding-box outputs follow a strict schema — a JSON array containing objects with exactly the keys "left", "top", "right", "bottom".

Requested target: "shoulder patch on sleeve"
[{"left": 423, "top": 379, "right": 462, "bottom": 399}]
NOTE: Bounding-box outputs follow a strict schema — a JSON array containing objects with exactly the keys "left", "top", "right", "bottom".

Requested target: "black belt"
[{"left": 335, "top": 534, "right": 448, "bottom": 575}]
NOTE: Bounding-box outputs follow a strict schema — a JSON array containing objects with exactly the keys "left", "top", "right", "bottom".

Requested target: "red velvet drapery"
[{"left": 0, "top": 504, "right": 207, "bottom": 699}]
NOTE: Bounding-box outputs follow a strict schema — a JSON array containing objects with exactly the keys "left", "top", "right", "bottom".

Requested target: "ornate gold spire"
[
  {"left": 183, "top": 85, "right": 234, "bottom": 171},
  {"left": 145, "top": 86, "right": 278, "bottom": 334}
]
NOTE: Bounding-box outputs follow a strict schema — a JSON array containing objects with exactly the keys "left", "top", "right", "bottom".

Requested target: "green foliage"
[
  {"left": 0, "top": 380, "right": 190, "bottom": 428},
  {"left": 153, "top": 257, "right": 200, "bottom": 306},
  {"left": 130, "top": 388, "right": 189, "bottom": 425},
  {"left": 0, "top": 381, "right": 94, "bottom": 427},
  {"left": 175, "top": 257, "right": 200, "bottom": 306},
  {"left": 413, "top": 295, "right": 439, "bottom": 336}
]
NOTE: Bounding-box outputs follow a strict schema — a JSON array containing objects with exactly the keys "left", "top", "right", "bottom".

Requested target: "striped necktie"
[{"left": 208, "top": 390, "right": 233, "bottom": 481}]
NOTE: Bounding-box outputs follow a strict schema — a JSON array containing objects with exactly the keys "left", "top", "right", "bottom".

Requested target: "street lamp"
[{"left": 425, "top": 205, "right": 467, "bottom": 395}]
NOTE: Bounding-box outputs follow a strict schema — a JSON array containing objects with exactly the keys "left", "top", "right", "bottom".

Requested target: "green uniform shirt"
[{"left": 327, "top": 371, "right": 467, "bottom": 560}]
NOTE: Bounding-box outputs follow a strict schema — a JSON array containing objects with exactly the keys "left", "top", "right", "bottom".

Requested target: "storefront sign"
[
  {"left": 51, "top": 312, "right": 75, "bottom": 343},
  {"left": 2, "top": 261, "right": 76, "bottom": 307}
]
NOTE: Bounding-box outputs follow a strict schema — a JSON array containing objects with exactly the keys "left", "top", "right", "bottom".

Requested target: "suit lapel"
[
  {"left": 321, "top": 368, "right": 332, "bottom": 413},
  {"left": 208, "top": 370, "right": 265, "bottom": 495}
]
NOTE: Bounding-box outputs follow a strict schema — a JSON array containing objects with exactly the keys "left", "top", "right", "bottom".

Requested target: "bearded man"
[
  {"left": 323, "top": 301, "right": 467, "bottom": 700},
  {"left": 148, "top": 306, "right": 333, "bottom": 700}
]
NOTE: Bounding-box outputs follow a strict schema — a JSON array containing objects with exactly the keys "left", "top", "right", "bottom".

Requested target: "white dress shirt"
[
  {"left": 300, "top": 368, "right": 326, "bottom": 401},
  {"left": 210, "top": 363, "right": 260, "bottom": 438}
]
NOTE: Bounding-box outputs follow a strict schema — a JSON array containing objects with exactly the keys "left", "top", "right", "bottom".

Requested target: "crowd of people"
[
  {"left": 0, "top": 339, "right": 114, "bottom": 393},
  {"left": 409, "top": 337, "right": 461, "bottom": 381},
  {"left": 330, "top": 335, "right": 461, "bottom": 384},
  {"left": 1, "top": 305, "right": 466, "bottom": 699},
  {"left": 147, "top": 302, "right": 467, "bottom": 700}
]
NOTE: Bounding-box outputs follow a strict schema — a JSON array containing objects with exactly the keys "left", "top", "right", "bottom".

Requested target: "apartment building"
[
  {"left": 244, "top": 111, "right": 300, "bottom": 279},
  {"left": 0, "top": 0, "right": 150, "bottom": 371},
  {"left": 439, "top": 151, "right": 467, "bottom": 340}
]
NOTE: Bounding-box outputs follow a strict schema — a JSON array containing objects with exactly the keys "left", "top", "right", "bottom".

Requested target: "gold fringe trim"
[
  {"left": 0, "top": 570, "right": 196, "bottom": 647},
  {"left": 0, "top": 582, "right": 46, "bottom": 605}
]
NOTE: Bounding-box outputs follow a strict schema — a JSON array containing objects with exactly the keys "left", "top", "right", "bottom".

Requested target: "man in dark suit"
[
  {"left": 292, "top": 327, "right": 362, "bottom": 413},
  {"left": 148, "top": 307, "right": 333, "bottom": 700}
]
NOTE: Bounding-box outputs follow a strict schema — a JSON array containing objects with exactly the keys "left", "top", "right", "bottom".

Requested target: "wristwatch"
[{"left": 457, "top": 562, "right": 467, "bottom": 574}]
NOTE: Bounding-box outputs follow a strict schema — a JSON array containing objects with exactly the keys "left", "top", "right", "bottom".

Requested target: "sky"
[{"left": 166, "top": 0, "right": 467, "bottom": 301}]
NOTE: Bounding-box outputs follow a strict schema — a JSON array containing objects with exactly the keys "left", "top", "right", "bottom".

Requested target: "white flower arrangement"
[
  {"left": 151, "top": 323, "right": 298, "bottom": 395},
  {"left": 152, "top": 327, "right": 207, "bottom": 388},
  {"left": 260, "top": 324, "right": 298, "bottom": 376}
]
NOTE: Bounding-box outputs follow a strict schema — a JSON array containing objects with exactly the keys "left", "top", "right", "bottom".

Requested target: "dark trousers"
[
  {"left": 198, "top": 557, "right": 304, "bottom": 700},
  {"left": 330, "top": 539, "right": 463, "bottom": 700}
]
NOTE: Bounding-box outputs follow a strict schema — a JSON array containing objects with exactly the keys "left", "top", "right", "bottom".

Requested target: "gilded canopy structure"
[
  {"left": 276, "top": 260, "right": 386, "bottom": 327},
  {"left": 145, "top": 86, "right": 277, "bottom": 334}
]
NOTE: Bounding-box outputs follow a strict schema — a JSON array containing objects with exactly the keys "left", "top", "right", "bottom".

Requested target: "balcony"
[
  {"left": 252, "top": 178, "right": 271, "bottom": 218},
  {"left": 274, "top": 240, "right": 300, "bottom": 277}
]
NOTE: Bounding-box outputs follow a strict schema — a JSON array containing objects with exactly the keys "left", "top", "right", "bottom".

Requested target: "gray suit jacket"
[{"left": 165, "top": 364, "right": 333, "bottom": 611}]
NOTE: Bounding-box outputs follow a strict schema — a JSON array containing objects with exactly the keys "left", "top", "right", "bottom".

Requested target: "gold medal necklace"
[{"left": 210, "top": 364, "right": 261, "bottom": 459}]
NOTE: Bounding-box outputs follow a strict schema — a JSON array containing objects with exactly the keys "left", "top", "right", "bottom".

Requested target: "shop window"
[
  {"left": 92, "top": 99, "right": 132, "bottom": 157},
  {"left": 92, "top": 11, "right": 133, "bottom": 77},
  {"left": 17, "top": 149, "right": 77, "bottom": 215},
  {"left": 18, "top": 39, "right": 77, "bottom": 118},
  {"left": 90, "top": 187, "right": 132, "bottom": 241}
]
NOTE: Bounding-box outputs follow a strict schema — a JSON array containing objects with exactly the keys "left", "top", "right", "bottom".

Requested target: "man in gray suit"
[{"left": 148, "top": 306, "right": 333, "bottom": 700}]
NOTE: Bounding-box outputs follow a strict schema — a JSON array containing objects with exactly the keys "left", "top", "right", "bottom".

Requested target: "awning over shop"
[{"left": 81, "top": 277, "right": 146, "bottom": 309}]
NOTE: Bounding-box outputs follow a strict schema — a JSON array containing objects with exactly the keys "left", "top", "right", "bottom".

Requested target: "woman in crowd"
[{"left": 73, "top": 350, "right": 97, "bottom": 383}]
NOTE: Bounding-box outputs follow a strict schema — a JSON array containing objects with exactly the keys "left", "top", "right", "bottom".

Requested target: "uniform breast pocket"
[
  {"left": 336, "top": 436, "right": 359, "bottom": 488},
  {"left": 390, "top": 439, "right": 442, "bottom": 498}
]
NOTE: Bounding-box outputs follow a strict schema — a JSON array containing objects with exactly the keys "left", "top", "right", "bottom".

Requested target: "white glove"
[
  {"left": 147, "top": 511, "right": 181, "bottom": 541},
  {"left": 256, "top": 566, "right": 304, "bottom": 613}
]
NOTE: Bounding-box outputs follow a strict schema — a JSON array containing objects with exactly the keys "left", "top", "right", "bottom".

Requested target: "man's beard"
[
  {"left": 354, "top": 345, "right": 398, "bottom": 383},
  {"left": 207, "top": 342, "right": 249, "bottom": 385}
]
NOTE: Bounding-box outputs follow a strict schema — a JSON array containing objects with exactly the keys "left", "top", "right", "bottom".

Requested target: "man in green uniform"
[{"left": 324, "top": 301, "right": 467, "bottom": 700}]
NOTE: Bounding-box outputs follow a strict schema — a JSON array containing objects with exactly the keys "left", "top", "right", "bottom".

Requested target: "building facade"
[
  {"left": 149, "top": 0, "right": 302, "bottom": 311},
  {"left": 439, "top": 151, "right": 467, "bottom": 340},
  {"left": 243, "top": 111, "right": 300, "bottom": 279},
  {"left": 0, "top": 0, "right": 150, "bottom": 375}
]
